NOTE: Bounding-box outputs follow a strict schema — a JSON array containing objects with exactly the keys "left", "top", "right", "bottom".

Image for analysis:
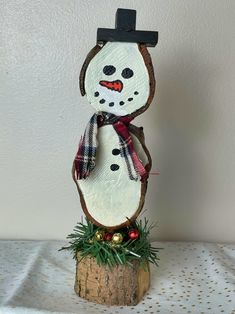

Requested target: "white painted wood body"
[{"left": 78, "top": 125, "right": 148, "bottom": 227}]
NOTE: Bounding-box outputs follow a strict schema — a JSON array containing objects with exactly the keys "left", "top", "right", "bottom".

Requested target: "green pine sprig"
[{"left": 59, "top": 218, "right": 161, "bottom": 268}]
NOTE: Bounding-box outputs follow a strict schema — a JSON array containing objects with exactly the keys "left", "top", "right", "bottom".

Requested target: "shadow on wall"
[{"left": 146, "top": 48, "right": 216, "bottom": 241}]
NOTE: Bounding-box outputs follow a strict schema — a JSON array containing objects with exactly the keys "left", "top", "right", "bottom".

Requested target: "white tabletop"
[{"left": 0, "top": 240, "right": 234, "bottom": 314}]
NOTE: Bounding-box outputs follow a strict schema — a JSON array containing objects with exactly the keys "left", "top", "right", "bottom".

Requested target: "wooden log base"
[{"left": 74, "top": 253, "right": 150, "bottom": 306}]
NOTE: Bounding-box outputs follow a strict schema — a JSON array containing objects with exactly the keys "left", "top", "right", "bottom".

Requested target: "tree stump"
[{"left": 74, "top": 253, "right": 150, "bottom": 306}]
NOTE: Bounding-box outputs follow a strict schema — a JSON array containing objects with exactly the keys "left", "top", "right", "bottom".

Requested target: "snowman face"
[{"left": 84, "top": 42, "right": 150, "bottom": 116}]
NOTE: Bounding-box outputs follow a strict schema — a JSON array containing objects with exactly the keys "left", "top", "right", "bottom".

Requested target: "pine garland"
[{"left": 60, "top": 218, "right": 161, "bottom": 268}]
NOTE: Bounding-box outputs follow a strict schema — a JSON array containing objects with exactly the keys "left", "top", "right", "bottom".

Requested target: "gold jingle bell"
[
  {"left": 112, "top": 233, "right": 123, "bottom": 244},
  {"left": 95, "top": 230, "right": 104, "bottom": 241}
]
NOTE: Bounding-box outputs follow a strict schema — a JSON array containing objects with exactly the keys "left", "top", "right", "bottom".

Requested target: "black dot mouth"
[{"left": 95, "top": 90, "right": 139, "bottom": 107}]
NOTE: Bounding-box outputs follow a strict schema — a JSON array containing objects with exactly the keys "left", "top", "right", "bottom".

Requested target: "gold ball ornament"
[
  {"left": 112, "top": 233, "right": 123, "bottom": 244},
  {"left": 94, "top": 230, "right": 104, "bottom": 241}
]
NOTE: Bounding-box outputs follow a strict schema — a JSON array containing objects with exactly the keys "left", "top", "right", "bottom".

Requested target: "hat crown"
[{"left": 115, "top": 8, "right": 136, "bottom": 31}]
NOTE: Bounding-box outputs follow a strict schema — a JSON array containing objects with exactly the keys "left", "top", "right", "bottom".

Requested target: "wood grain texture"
[
  {"left": 79, "top": 44, "right": 102, "bottom": 96},
  {"left": 74, "top": 253, "right": 150, "bottom": 306}
]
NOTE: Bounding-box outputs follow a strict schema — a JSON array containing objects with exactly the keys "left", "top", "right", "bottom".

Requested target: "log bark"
[{"left": 74, "top": 253, "right": 150, "bottom": 306}]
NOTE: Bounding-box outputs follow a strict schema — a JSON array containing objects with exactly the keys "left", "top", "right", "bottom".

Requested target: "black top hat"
[{"left": 97, "top": 8, "right": 158, "bottom": 47}]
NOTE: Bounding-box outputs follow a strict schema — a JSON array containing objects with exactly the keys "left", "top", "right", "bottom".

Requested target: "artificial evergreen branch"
[{"left": 60, "top": 218, "right": 161, "bottom": 268}]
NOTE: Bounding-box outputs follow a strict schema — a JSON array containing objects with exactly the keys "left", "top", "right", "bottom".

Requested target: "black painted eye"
[
  {"left": 121, "top": 68, "right": 134, "bottom": 79},
  {"left": 103, "top": 65, "right": 116, "bottom": 75}
]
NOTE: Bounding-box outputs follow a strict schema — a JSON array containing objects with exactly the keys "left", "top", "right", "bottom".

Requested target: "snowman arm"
[{"left": 129, "top": 124, "right": 152, "bottom": 173}]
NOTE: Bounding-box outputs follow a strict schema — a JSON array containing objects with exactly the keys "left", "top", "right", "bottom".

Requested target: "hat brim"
[{"left": 97, "top": 28, "right": 158, "bottom": 47}]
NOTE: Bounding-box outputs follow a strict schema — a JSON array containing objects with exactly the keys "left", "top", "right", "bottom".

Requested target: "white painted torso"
[{"left": 78, "top": 125, "right": 148, "bottom": 227}]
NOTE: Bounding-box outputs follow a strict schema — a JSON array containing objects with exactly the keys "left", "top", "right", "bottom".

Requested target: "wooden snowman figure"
[
  {"left": 72, "top": 8, "right": 158, "bottom": 306},
  {"left": 73, "top": 8, "right": 158, "bottom": 230}
]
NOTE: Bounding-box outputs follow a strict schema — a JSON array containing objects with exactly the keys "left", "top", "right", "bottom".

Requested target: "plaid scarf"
[{"left": 74, "top": 112, "right": 147, "bottom": 182}]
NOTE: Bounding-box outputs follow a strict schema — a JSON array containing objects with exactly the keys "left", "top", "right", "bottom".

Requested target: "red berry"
[
  {"left": 128, "top": 229, "right": 139, "bottom": 240},
  {"left": 104, "top": 233, "right": 113, "bottom": 241}
]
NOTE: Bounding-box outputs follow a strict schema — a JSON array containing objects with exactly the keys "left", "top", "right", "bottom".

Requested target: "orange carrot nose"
[{"left": 99, "top": 80, "right": 123, "bottom": 92}]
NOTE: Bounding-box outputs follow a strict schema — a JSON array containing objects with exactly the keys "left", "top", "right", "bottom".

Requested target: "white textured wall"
[{"left": 1, "top": 0, "right": 235, "bottom": 242}]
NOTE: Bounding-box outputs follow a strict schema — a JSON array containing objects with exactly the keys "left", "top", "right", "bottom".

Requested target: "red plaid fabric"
[{"left": 74, "top": 112, "right": 147, "bottom": 181}]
